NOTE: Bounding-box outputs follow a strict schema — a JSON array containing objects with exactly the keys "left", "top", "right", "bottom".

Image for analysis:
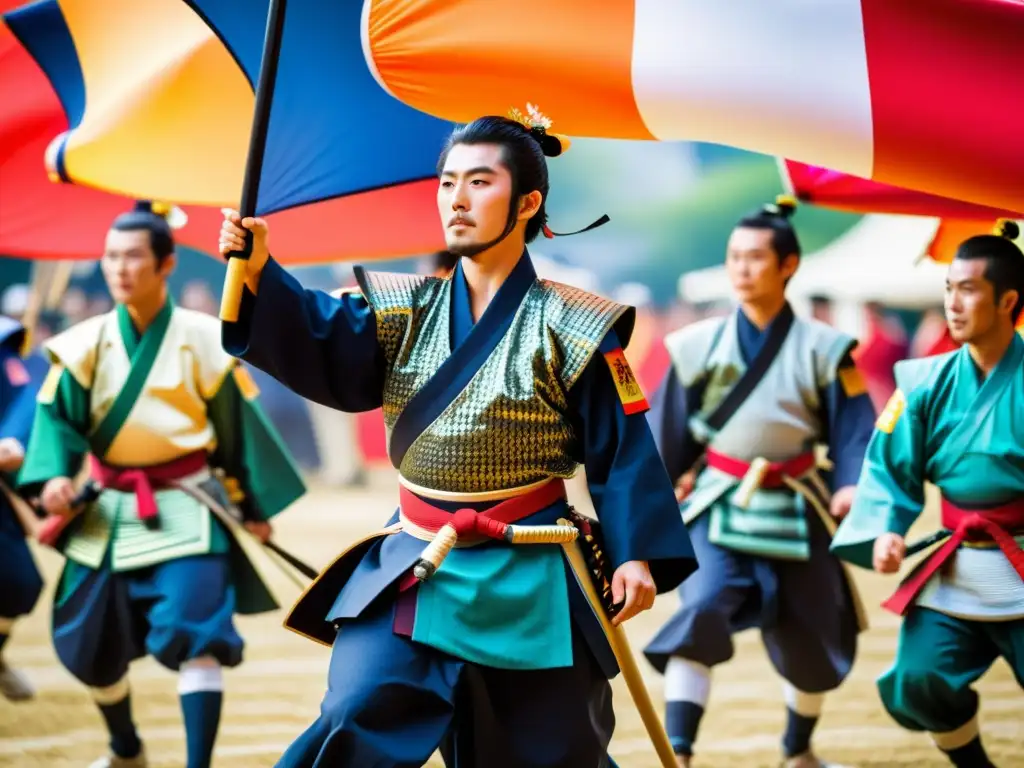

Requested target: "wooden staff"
[{"left": 558, "top": 517, "right": 678, "bottom": 768}]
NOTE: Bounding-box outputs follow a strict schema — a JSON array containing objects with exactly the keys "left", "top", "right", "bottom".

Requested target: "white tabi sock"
[
  {"left": 666, "top": 657, "right": 711, "bottom": 705},
  {"left": 665, "top": 658, "right": 711, "bottom": 756},
  {"left": 178, "top": 657, "right": 224, "bottom": 695},
  {"left": 782, "top": 682, "right": 824, "bottom": 718}
]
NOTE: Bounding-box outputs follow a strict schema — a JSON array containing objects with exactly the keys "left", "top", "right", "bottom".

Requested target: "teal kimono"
[
  {"left": 16, "top": 300, "right": 306, "bottom": 687},
  {"left": 832, "top": 333, "right": 1024, "bottom": 742}
]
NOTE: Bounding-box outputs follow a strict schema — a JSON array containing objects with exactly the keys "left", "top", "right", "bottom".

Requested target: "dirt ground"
[{"left": 1, "top": 473, "right": 1021, "bottom": 767}]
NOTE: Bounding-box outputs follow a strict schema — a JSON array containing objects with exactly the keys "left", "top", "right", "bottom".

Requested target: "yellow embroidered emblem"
[
  {"left": 838, "top": 365, "right": 867, "bottom": 398},
  {"left": 232, "top": 365, "right": 260, "bottom": 401},
  {"left": 37, "top": 364, "right": 64, "bottom": 405},
  {"left": 603, "top": 347, "right": 649, "bottom": 415},
  {"left": 876, "top": 389, "right": 906, "bottom": 434}
]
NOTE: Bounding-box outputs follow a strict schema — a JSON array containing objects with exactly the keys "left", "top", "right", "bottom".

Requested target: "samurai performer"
[
  {"left": 0, "top": 315, "right": 48, "bottom": 701},
  {"left": 16, "top": 202, "right": 306, "bottom": 768},
  {"left": 642, "top": 198, "right": 877, "bottom": 768},
  {"left": 831, "top": 220, "right": 1024, "bottom": 768},
  {"left": 219, "top": 108, "right": 698, "bottom": 767}
]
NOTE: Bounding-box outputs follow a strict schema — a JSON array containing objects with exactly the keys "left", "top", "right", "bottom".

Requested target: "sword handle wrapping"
[
  {"left": 564, "top": 508, "right": 621, "bottom": 617},
  {"left": 731, "top": 456, "right": 770, "bottom": 509},
  {"left": 414, "top": 522, "right": 459, "bottom": 581}
]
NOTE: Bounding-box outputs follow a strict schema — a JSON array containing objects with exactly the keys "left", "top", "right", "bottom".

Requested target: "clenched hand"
[
  {"left": 40, "top": 477, "right": 77, "bottom": 517},
  {"left": 219, "top": 209, "right": 271, "bottom": 294},
  {"left": 610, "top": 560, "right": 656, "bottom": 626},
  {"left": 0, "top": 437, "right": 24, "bottom": 473},
  {"left": 873, "top": 532, "right": 905, "bottom": 573}
]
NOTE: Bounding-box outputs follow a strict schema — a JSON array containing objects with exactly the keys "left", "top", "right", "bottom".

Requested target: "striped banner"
[
  {"left": 364, "top": 0, "right": 1024, "bottom": 215},
  {"left": 5, "top": 0, "right": 1023, "bottom": 243}
]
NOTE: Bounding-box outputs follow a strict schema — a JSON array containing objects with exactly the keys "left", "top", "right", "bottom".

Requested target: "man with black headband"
[
  {"left": 643, "top": 197, "right": 876, "bottom": 768},
  {"left": 16, "top": 201, "right": 305, "bottom": 768},
  {"left": 833, "top": 220, "right": 1024, "bottom": 768},
  {"left": 219, "top": 106, "right": 697, "bottom": 767}
]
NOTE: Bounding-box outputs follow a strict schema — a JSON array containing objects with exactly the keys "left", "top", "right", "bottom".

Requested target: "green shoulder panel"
[
  {"left": 353, "top": 268, "right": 444, "bottom": 371},
  {"left": 893, "top": 350, "right": 957, "bottom": 399},
  {"left": 537, "top": 280, "right": 633, "bottom": 389}
]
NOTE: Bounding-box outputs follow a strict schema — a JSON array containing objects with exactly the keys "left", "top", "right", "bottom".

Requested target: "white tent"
[{"left": 678, "top": 214, "right": 949, "bottom": 309}]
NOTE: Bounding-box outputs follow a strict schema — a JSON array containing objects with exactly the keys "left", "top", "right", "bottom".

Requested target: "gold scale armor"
[{"left": 356, "top": 268, "right": 634, "bottom": 494}]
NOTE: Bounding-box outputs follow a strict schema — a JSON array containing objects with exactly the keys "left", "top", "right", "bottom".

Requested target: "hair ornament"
[
  {"left": 508, "top": 103, "right": 571, "bottom": 156},
  {"left": 993, "top": 218, "right": 1020, "bottom": 241},
  {"left": 136, "top": 199, "right": 188, "bottom": 230},
  {"left": 764, "top": 193, "right": 798, "bottom": 218}
]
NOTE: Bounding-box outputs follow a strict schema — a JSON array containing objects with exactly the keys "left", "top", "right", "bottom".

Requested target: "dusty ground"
[{"left": 1, "top": 473, "right": 1021, "bottom": 767}]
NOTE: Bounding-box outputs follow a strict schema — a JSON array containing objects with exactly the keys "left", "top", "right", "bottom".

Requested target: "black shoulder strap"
[{"left": 703, "top": 306, "right": 795, "bottom": 433}]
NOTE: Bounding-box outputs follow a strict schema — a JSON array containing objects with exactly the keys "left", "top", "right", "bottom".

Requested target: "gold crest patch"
[
  {"left": 602, "top": 347, "right": 649, "bottom": 415},
  {"left": 876, "top": 389, "right": 906, "bottom": 434},
  {"left": 232, "top": 365, "right": 260, "bottom": 401},
  {"left": 838, "top": 365, "right": 868, "bottom": 398}
]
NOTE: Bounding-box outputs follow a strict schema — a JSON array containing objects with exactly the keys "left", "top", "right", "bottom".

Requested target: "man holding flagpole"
[{"left": 220, "top": 107, "right": 698, "bottom": 767}]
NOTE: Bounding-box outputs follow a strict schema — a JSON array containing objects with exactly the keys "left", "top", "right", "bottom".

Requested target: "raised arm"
[{"left": 222, "top": 257, "right": 386, "bottom": 412}]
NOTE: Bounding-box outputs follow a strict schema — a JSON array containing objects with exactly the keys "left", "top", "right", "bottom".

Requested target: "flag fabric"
[
  {"left": 781, "top": 161, "right": 1022, "bottom": 221},
  {"left": 780, "top": 160, "right": 1023, "bottom": 264},
  {"left": 3, "top": 0, "right": 447, "bottom": 262},
  {"left": 361, "top": 0, "right": 1024, "bottom": 215},
  {"left": 6, "top": 0, "right": 1024, "bottom": 255}
]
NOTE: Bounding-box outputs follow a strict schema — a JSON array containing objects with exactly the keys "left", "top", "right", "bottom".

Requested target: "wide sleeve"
[
  {"left": 819, "top": 353, "right": 877, "bottom": 491},
  {"left": 222, "top": 257, "right": 386, "bottom": 412},
  {"left": 829, "top": 386, "right": 927, "bottom": 569},
  {"left": 568, "top": 338, "right": 698, "bottom": 593},
  {"left": 205, "top": 364, "right": 306, "bottom": 521},
  {"left": 16, "top": 365, "right": 92, "bottom": 496},
  {"left": 646, "top": 365, "right": 707, "bottom": 483}
]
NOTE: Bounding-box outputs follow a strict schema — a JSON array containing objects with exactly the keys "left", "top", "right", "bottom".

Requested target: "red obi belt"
[
  {"left": 883, "top": 496, "right": 1024, "bottom": 615},
  {"left": 706, "top": 449, "right": 816, "bottom": 487},
  {"left": 88, "top": 450, "right": 209, "bottom": 524}
]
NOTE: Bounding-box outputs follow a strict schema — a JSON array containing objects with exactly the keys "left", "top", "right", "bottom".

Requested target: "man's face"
[
  {"left": 437, "top": 143, "right": 514, "bottom": 257},
  {"left": 944, "top": 257, "right": 1007, "bottom": 344},
  {"left": 724, "top": 226, "right": 796, "bottom": 303},
  {"left": 100, "top": 228, "right": 173, "bottom": 305}
]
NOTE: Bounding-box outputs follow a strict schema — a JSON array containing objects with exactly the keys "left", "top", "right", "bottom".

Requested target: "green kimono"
[
  {"left": 17, "top": 300, "right": 306, "bottom": 614},
  {"left": 831, "top": 333, "right": 1024, "bottom": 743}
]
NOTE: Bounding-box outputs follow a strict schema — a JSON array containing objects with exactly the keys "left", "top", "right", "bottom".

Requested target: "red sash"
[
  {"left": 394, "top": 479, "right": 567, "bottom": 600},
  {"left": 882, "top": 497, "right": 1024, "bottom": 615},
  {"left": 88, "top": 451, "right": 209, "bottom": 522},
  {"left": 37, "top": 451, "right": 210, "bottom": 548},
  {"left": 398, "top": 479, "right": 567, "bottom": 542},
  {"left": 706, "top": 449, "right": 816, "bottom": 488}
]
